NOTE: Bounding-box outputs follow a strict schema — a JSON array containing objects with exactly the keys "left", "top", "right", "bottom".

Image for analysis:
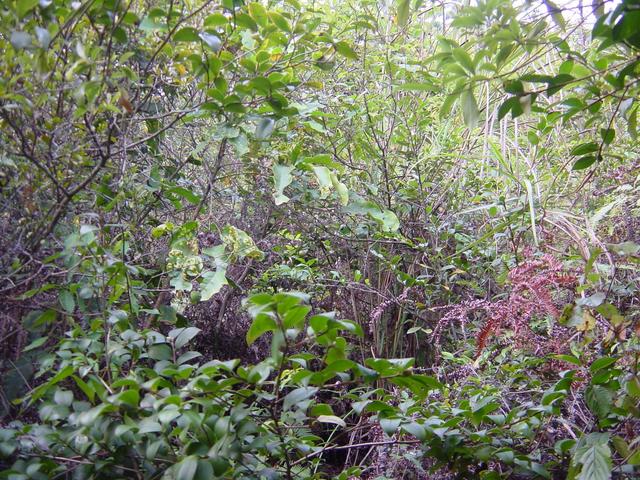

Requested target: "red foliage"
[{"left": 434, "top": 251, "right": 576, "bottom": 357}]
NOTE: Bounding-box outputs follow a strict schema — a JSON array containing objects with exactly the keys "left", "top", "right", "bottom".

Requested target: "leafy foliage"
[{"left": 1, "top": 0, "right": 640, "bottom": 479}]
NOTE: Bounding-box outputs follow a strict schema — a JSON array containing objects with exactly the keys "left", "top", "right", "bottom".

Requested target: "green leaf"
[
  {"left": 199, "top": 32, "right": 222, "bottom": 52},
  {"left": 23, "top": 336, "right": 47, "bottom": 352},
  {"left": 395, "top": 82, "right": 436, "bottom": 92},
  {"left": 402, "top": 421, "right": 427, "bottom": 440},
  {"left": 312, "top": 166, "right": 333, "bottom": 199},
  {"left": 498, "top": 97, "right": 523, "bottom": 120},
  {"left": 627, "top": 376, "right": 640, "bottom": 398},
  {"left": 200, "top": 268, "right": 228, "bottom": 301},
  {"left": 221, "top": 225, "right": 264, "bottom": 260},
  {"left": 461, "top": 88, "right": 479, "bottom": 129},
  {"left": 176, "top": 456, "right": 199, "bottom": 480},
  {"left": 330, "top": 173, "right": 349, "bottom": 206},
  {"left": 283, "top": 386, "right": 318, "bottom": 411},
  {"left": 504, "top": 80, "right": 524, "bottom": 94},
  {"left": 380, "top": 418, "right": 401, "bottom": 435},
  {"left": 269, "top": 11, "right": 290, "bottom": 32},
  {"left": 590, "top": 357, "right": 617, "bottom": 373},
  {"left": 573, "top": 156, "right": 596, "bottom": 170},
  {"left": 627, "top": 105, "right": 637, "bottom": 139},
  {"left": 396, "top": 0, "right": 411, "bottom": 27},
  {"left": 10, "top": 31, "right": 31, "bottom": 50},
  {"left": 246, "top": 314, "right": 277, "bottom": 345},
  {"left": 572, "top": 433, "right": 611, "bottom": 480},
  {"left": 344, "top": 196, "right": 399, "bottom": 232},
  {"left": 551, "top": 354, "right": 582, "bottom": 366},
  {"left": 255, "top": 117, "right": 275, "bottom": 140},
  {"left": 585, "top": 385, "right": 612, "bottom": 418},
  {"left": 110, "top": 389, "right": 140, "bottom": 407},
  {"left": 17, "top": 0, "right": 39, "bottom": 18},
  {"left": 440, "top": 92, "right": 458, "bottom": 118},
  {"left": 204, "top": 13, "right": 228, "bottom": 27},
  {"left": 59, "top": 290, "right": 75, "bottom": 314},
  {"left": 168, "top": 327, "right": 201, "bottom": 349},
  {"left": 334, "top": 41, "right": 358, "bottom": 60},
  {"left": 317, "top": 415, "right": 346, "bottom": 427},
  {"left": 195, "top": 460, "right": 214, "bottom": 480},
  {"left": 600, "top": 128, "right": 615, "bottom": 145},
  {"left": 248, "top": 3, "right": 268, "bottom": 27},
  {"left": 571, "top": 142, "right": 599, "bottom": 156},
  {"left": 73, "top": 375, "right": 95, "bottom": 402},
  {"left": 54, "top": 389, "right": 73, "bottom": 406},
  {"left": 170, "top": 186, "right": 201, "bottom": 204},
  {"left": 452, "top": 48, "right": 475, "bottom": 74},
  {"left": 235, "top": 13, "right": 258, "bottom": 31},
  {"left": 544, "top": 0, "right": 566, "bottom": 30},
  {"left": 273, "top": 164, "right": 294, "bottom": 205},
  {"left": 174, "top": 27, "right": 200, "bottom": 42}
]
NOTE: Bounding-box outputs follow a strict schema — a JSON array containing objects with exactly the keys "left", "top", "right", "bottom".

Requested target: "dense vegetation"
[{"left": 1, "top": 0, "right": 639, "bottom": 478}]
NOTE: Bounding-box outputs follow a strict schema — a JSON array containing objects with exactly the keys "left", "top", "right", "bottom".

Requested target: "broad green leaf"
[
  {"left": 200, "top": 269, "right": 228, "bottom": 301},
  {"left": 498, "top": 97, "right": 523, "bottom": 120},
  {"left": 544, "top": 0, "right": 566, "bottom": 30},
  {"left": 174, "top": 27, "right": 199, "bottom": 42},
  {"left": 303, "top": 153, "right": 339, "bottom": 168},
  {"left": 312, "top": 166, "right": 332, "bottom": 199},
  {"left": 54, "top": 389, "right": 73, "bottom": 406},
  {"left": 249, "top": 3, "right": 268, "bottom": 27},
  {"left": 204, "top": 13, "right": 228, "bottom": 27},
  {"left": 176, "top": 456, "right": 199, "bottom": 480},
  {"left": 378, "top": 209, "right": 400, "bottom": 232},
  {"left": 199, "top": 32, "right": 222, "bottom": 52},
  {"left": 600, "top": 128, "right": 615, "bottom": 145},
  {"left": 235, "top": 13, "right": 258, "bottom": 31},
  {"left": 269, "top": 11, "right": 290, "bottom": 32},
  {"left": 170, "top": 274, "right": 193, "bottom": 292},
  {"left": 246, "top": 314, "right": 277, "bottom": 345},
  {"left": 344, "top": 196, "right": 399, "bottom": 232},
  {"left": 73, "top": 375, "right": 95, "bottom": 402},
  {"left": 334, "top": 41, "right": 358, "bottom": 60},
  {"left": 571, "top": 142, "right": 598, "bottom": 156},
  {"left": 573, "top": 156, "right": 596, "bottom": 170},
  {"left": 35, "top": 27, "right": 51, "bottom": 48},
  {"left": 395, "top": 82, "right": 436, "bottom": 92},
  {"left": 330, "top": 173, "right": 349, "bottom": 206},
  {"left": 590, "top": 357, "right": 617, "bottom": 373},
  {"left": 461, "top": 88, "right": 479, "bottom": 129},
  {"left": 585, "top": 385, "right": 612, "bottom": 418},
  {"left": 109, "top": 389, "right": 140, "bottom": 407},
  {"left": 572, "top": 433, "right": 611, "bottom": 480},
  {"left": 402, "top": 421, "right": 427, "bottom": 440},
  {"left": 17, "top": 0, "right": 39, "bottom": 18},
  {"left": 396, "top": 0, "right": 411, "bottom": 27},
  {"left": 195, "top": 460, "right": 214, "bottom": 480},
  {"left": 380, "top": 418, "right": 401, "bottom": 435},
  {"left": 283, "top": 386, "right": 318, "bottom": 411},
  {"left": 255, "top": 117, "right": 275, "bottom": 140},
  {"left": 59, "top": 290, "right": 75, "bottom": 314},
  {"left": 170, "top": 186, "right": 201, "bottom": 204},
  {"left": 440, "top": 92, "right": 458, "bottom": 118},
  {"left": 23, "top": 336, "right": 47, "bottom": 352},
  {"left": 221, "top": 225, "right": 264, "bottom": 260},
  {"left": 317, "top": 415, "right": 346, "bottom": 427},
  {"left": 168, "top": 327, "right": 201, "bottom": 349},
  {"left": 452, "top": 48, "right": 475, "bottom": 74},
  {"left": 10, "top": 31, "right": 31, "bottom": 49},
  {"left": 627, "top": 105, "right": 637, "bottom": 139},
  {"left": 273, "top": 164, "right": 294, "bottom": 205}
]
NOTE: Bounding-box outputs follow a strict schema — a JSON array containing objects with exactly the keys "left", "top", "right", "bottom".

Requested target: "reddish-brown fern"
[{"left": 434, "top": 250, "right": 576, "bottom": 358}]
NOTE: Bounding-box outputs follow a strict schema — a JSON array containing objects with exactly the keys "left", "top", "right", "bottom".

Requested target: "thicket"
[{"left": 0, "top": 0, "right": 639, "bottom": 479}]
